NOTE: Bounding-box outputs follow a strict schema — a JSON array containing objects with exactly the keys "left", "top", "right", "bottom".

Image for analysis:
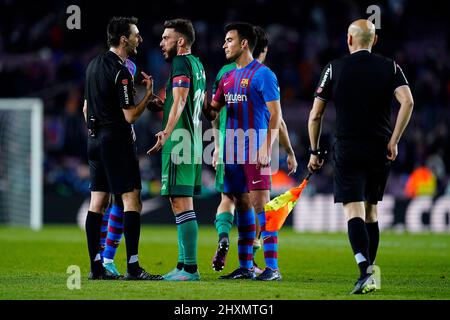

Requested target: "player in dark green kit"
[{"left": 148, "top": 19, "right": 206, "bottom": 281}]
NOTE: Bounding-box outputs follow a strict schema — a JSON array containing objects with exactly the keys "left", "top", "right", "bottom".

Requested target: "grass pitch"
[{"left": 0, "top": 225, "right": 449, "bottom": 300}]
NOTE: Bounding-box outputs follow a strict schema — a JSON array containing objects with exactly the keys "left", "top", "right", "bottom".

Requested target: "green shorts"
[{"left": 161, "top": 153, "right": 202, "bottom": 196}]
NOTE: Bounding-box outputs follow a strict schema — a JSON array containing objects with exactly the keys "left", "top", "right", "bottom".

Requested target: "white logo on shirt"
[{"left": 225, "top": 93, "right": 247, "bottom": 104}]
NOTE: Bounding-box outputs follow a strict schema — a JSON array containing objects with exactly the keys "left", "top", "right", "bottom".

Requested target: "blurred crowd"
[{"left": 1, "top": 0, "right": 449, "bottom": 198}]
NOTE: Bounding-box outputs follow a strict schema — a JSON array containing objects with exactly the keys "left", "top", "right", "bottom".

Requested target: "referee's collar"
[
  {"left": 351, "top": 48, "right": 371, "bottom": 55},
  {"left": 107, "top": 50, "right": 125, "bottom": 65}
]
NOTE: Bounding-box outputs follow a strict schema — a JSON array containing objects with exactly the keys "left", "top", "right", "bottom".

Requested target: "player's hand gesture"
[
  {"left": 147, "top": 130, "right": 168, "bottom": 155},
  {"left": 287, "top": 153, "right": 298, "bottom": 176},
  {"left": 141, "top": 71, "right": 153, "bottom": 95},
  {"left": 147, "top": 94, "right": 164, "bottom": 112}
]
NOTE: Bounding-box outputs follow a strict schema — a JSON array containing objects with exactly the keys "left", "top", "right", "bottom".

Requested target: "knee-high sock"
[
  {"left": 258, "top": 211, "right": 279, "bottom": 270},
  {"left": 236, "top": 209, "right": 256, "bottom": 270},
  {"left": 214, "top": 211, "right": 234, "bottom": 240},
  {"left": 123, "top": 211, "right": 141, "bottom": 273},
  {"left": 99, "top": 207, "right": 111, "bottom": 259},
  {"left": 176, "top": 223, "right": 185, "bottom": 270},
  {"left": 366, "top": 221, "right": 380, "bottom": 265},
  {"left": 175, "top": 210, "right": 198, "bottom": 273},
  {"left": 86, "top": 211, "right": 103, "bottom": 274},
  {"left": 103, "top": 205, "right": 124, "bottom": 262},
  {"left": 348, "top": 217, "right": 370, "bottom": 278}
]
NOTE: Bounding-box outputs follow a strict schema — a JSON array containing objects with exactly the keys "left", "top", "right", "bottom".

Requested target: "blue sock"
[
  {"left": 236, "top": 209, "right": 256, "bottom": 270},
  {"left": 100, "top": 207, "right": 111, "bottom": 260},
  {"left": 258, "top": 211, "right": 279, "bottom": 270},
  {"left": 103, "top": 205, "right": 124, "bottom": 262}
]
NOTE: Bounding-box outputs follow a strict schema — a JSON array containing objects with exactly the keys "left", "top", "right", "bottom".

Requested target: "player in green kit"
[
  {"left": 147, "top": 19, "right": 206, "bottom": 281},
  {"left": 211, "top": 26, "right": 298, "bottom": 273}
]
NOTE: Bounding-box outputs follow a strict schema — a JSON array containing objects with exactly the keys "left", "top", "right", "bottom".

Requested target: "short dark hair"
[
  {"left": 253, "top": 26, "right": 269, "bottom": 58},
  {"left": 163, "top": 19, "right": 195, "bottom": 46},
  {"left": 107, "top": 16, "right": 138, "bottom": 47},
  {"left": 224, "top": 22, "right": 257, "bottom": 51}
]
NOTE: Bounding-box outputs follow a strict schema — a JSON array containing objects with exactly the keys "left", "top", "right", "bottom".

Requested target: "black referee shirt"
[
  {"left": 84, "top": 50, "right": 135, "bottom": 131},
  {"left": 314, "top": 50, "right": 409, "bottom": 141}
]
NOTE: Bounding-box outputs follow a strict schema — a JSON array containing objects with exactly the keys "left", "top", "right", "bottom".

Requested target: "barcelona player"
[
  {"left": 205, "top": 22, "right": 283, "bottom": 281},
  {"left": 211, "top": 26, "right": 297, "bottom": 275}
]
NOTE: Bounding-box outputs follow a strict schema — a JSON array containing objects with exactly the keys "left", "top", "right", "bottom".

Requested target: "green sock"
[
  {"left": 176, "top": 211, "right": 198, "bottom": 266},
  {"left": 176, "top": 224, "right": 184, "bottom": 268},
  {"left": 214, "top": 211, "right": 234, "bottom": 240}
]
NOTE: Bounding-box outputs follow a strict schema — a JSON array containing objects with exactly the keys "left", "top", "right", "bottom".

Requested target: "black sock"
[
  {"left": 218, "top": 233, "right": 228, "bottom": 241},
  {"left": 366, "top": 221, "right": 380, "bottom": 265},
  {"left": 347, "top": 217, "right": 370, "bottom": 278},
  {"left": 184, "top": 264, "right": 198, "bottom": 274},
  {"left": 176, "top": 262, "right": 184, "bottom": 270},
  {"left": 123, "top": 211, "right": 141, "bottom": 273},
  {"left": 85, "top": 211, "right": 103, "bottom": 274}
]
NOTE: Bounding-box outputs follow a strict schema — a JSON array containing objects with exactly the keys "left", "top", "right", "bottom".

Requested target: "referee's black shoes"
[
  {"left": 88, "top": 268, "right": 121, "bottom": 280},
  {"left": 349, "top": 273, "right": 377, "bottom": 294},
  {"left": 122, "top": 267, "right": 163, "bottom": 281}
]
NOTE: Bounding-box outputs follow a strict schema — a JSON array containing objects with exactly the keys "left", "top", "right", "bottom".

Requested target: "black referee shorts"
[
  {"left": 333, "top": 139, "right": 391, "bottom": 204},
  {"left": 87, "top": 129, "right": 141, "bottom": 194}
]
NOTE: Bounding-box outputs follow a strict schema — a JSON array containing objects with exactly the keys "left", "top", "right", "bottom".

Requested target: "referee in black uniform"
[
  {"left": 307, "top": 19, "right": 414, "bottom": 294},
  {"left": 83, "top": 16, "right": 162, "bottom": 280}
]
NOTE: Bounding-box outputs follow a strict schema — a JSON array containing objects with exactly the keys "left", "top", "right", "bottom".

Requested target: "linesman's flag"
[{"left": 264, "top": 171, "right": 313, "bottom": 232}]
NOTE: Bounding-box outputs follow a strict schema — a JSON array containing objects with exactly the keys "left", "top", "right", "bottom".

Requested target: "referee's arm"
[
  {"left": 122, "top": 71, "right": 154, "bottom": 124},
  {"left": 308, "top": 97, "right": 327, "bottom": 172},
  {"left": 387, "top": 85, "right": 414, "bottom": 161}
]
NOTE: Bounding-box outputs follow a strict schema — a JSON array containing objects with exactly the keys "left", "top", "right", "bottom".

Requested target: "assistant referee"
[
  {"left": 307, "top": 19, "right": 414, "bottom": 294},
  {"left": 83, "top": 16, "right": 162, "bottom": 280}
]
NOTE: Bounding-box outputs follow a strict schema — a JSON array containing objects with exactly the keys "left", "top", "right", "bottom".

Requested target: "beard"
[
  {"left": 126, "top": 43, "right": 138, "bottom": 57},
  {"left": 164, "top": 45, "right": 178, "bottom": 62},
  {"left": 226, "top": 50, "right": 241, "bottom": 62}
]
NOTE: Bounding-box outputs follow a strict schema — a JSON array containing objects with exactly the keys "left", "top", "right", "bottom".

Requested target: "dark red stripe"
[
  {"left": 101, "top": 221, "right": 108, "bottom": 226},
  {"left": 100, "top": 232, "right": 107, "bottom": 238},
  {"left": 242, "top": 61, "right": 259, "bottom": 129},
  {"left": 246, "top": 63, "right": 263, "bottom": 141},
  {"left": 107, "top": 226, "right": 123, "bottom": 234},
  {"left": 238, "top": 239, "right": 254, "bottom": 246},
  {"left": 263, "top": 236, "right": 278, "bottom": 244},
  {"left": 238, "top": 253, "right": 253, "bottom": 261},
  {"left": 264, "top": 251, "right": 278, "bottom": 259},
  {"left": 228, "top": 70, "right": 236, "bottom": 131},
  {"left": 237, "top": 69, "right": 247, "bottom": 137},
  {"left": 106, "top": 238, "right": 120, "bottom": 248},
  {"left": 237, "top": 224, "right": 256, "bottom": 232},
  {"left": 109, "top": 214, "right": 123, "bottom": 223}
]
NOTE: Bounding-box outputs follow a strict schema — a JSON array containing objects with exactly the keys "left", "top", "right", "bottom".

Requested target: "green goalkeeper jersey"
[{"left": 162, "top": 54, "right": 206, "bottom": 161}]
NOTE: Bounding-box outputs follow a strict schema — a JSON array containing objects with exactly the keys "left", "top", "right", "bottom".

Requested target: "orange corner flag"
[{"left": 264, "top": 172, "right": 312, "bottom": 232}]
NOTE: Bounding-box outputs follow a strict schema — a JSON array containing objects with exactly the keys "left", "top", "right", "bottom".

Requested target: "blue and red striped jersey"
[{"left": 213, "top": 59, "right": 280, "bottom": 162}]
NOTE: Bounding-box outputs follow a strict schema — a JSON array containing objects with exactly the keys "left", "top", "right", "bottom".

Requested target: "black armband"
[{"left": 309, "top": 147, "right": 327, "bottom": 160}]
